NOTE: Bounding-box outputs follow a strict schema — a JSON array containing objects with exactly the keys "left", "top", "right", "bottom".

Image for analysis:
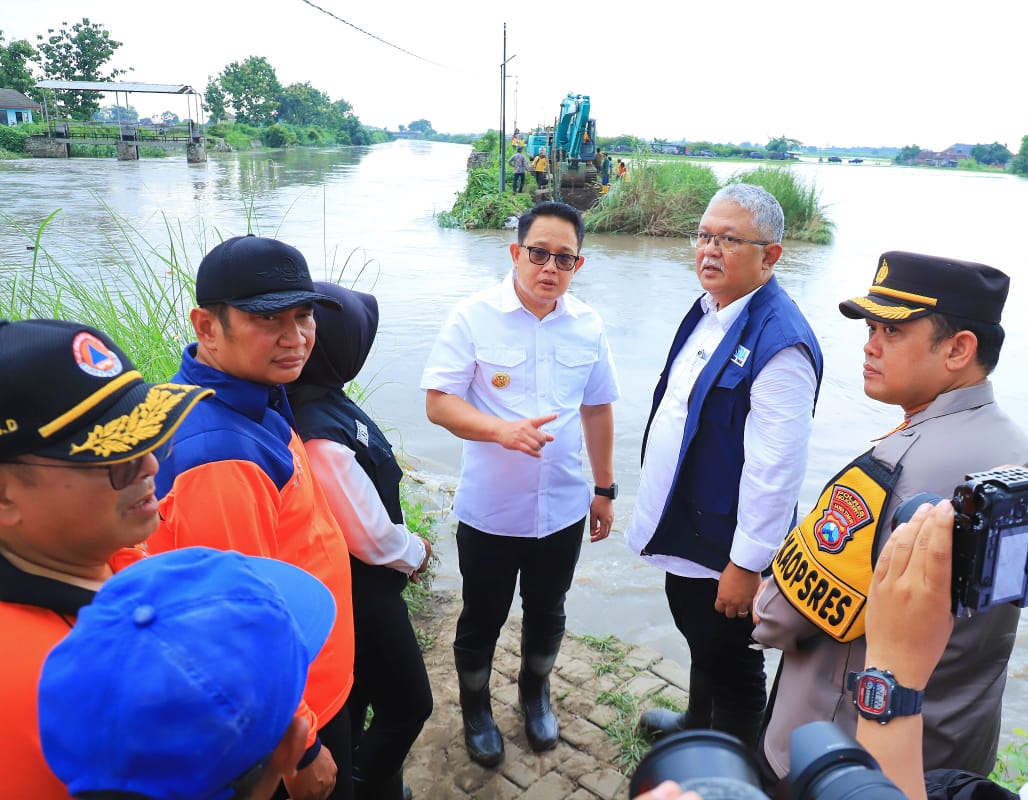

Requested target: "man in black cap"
[
  {"left": 0, "top": 319, "right": 210, "bottom": 799},
  {"left": 752, "top": 252, "right": 1028, "bottom": 782},
  {"left": 148, "top": 235, "right": 357, "bottom": 800}
]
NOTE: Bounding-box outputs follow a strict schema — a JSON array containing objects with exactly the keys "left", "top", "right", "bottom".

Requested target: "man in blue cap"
[{"left": 38, "top": 546, "right": 337, "bottom": 800}]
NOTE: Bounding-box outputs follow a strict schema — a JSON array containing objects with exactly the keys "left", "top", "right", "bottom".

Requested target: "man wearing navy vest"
[{"left": 628, "top": 184, "right": 824, "bottom": 749}]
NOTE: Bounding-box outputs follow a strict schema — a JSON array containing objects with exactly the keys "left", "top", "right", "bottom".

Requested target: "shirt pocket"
[
  {"left": 475, "top": 346, "right": 528, "bottom": 406},
  {"left": 554, "top": 347, "right": 598, "bottom": 406}
]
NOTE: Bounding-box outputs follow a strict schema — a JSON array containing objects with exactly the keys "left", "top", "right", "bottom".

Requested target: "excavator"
[{"left": 523, "top": 92, "right": 600, "bottom": 208}]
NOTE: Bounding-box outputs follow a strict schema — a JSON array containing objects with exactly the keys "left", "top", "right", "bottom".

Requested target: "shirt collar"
[
  {"left": 178, "top": 344, "right": 292, "bottom": 423},
  {"left": 699, "top": 283, "right": 762, "bottom": 330},
  {"left": 500, "top": 269, "right": 572, "bottom": 319}
]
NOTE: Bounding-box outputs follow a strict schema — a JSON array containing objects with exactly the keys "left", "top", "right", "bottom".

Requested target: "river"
[{"left": 3, "top": 140, "right": 1028, "bottom": 737}]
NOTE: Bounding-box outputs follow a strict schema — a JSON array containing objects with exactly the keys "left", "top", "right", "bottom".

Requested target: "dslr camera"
[
  {"left": 892, "top": 465, "right": 1028, "bottom": 617},
  {"left": 629, "top": 720, "right": 904, "bottom": 799}
]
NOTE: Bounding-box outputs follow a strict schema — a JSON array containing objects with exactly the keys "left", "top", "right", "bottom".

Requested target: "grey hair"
[{"left": 708, "top": 184, "right": 785, "bottom": 243}]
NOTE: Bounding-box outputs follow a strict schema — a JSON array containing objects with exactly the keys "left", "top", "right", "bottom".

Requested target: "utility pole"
[{"left": 499, "top": 23, "right": 516, "bottom": 194}]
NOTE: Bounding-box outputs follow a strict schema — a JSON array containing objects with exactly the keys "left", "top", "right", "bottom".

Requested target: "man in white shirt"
[
  {"left": 421, "top": 201, "right": 619, "bottom": 767},
  {"left": 628, "top": 184, "right": 823, "bottom": 750}
]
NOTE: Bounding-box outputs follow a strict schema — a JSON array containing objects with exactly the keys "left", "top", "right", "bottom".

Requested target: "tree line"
[{"left": 0, "top": 18, "right": 380, "bottom": 146}]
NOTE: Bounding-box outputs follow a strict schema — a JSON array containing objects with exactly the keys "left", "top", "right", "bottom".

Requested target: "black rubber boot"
[
  {"left": 711, "top": 707, "right": 765, "bottom": 753},
  {"left": 518, "top": 631, "right": 563, "bottom": 751},
  {"left": 453, "top": 645, "right": 504, "bottom": 767},
  {"left": 637, "top": 665, "right": 714, "bottom": 740},
  {"left": 352, "top": 769, "right": 411, "bottom": 800}
]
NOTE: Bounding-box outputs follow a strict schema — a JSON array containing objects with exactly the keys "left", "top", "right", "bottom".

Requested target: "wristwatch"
[
  {"left": 846, "top": 668, "right": 923, "bottom": 724},
  {"left": 594, "top": 482, "right": 618, "bottom": 499}
]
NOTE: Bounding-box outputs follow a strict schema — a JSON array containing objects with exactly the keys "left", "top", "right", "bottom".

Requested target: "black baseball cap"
[
  {"left": 839, "top": 251, "right": 1009, "bottom": 324},
  {"left": 0, "top": 320, "right": 212, "bottom": 463},
  {"left": 195, "top": 235, "right": 342, "bottom": 314}
]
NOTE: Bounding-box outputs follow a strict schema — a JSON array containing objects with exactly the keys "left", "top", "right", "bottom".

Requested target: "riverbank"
[{"left": 405, "top": 589, "right": 688, "bottom": 799}]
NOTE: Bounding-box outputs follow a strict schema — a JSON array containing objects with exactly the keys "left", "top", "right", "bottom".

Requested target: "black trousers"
[
  {"left": 272, "top": 704, "right": 353, "bottom": 800},
  {"left": 454, "top": 518, "right": 585, "bottom": 652},
  {"left": 664, "top": 573, "right": 767, "bottom": 715},
  {"left": 512, "top": 172, "right": 526, "bottom": 193},
  {"left": 346, "top": 557, "right": 433, "bottom": 780}
]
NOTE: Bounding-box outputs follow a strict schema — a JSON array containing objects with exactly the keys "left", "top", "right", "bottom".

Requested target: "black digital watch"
[
  {"left": 846, "top": 667, "right": 923, "bottom": 724},
  {"left": 594, "top": 482, "right": 618, "bottom": 499}
]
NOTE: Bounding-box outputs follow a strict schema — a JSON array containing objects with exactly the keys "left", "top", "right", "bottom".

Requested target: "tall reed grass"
[{"left": 584, "top": 160, "right": 834, "bottom": 243}]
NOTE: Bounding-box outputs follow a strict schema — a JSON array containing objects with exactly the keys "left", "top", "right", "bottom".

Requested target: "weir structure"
[{"left": 30, "top": 80, "right": 207, "bottom": 163}]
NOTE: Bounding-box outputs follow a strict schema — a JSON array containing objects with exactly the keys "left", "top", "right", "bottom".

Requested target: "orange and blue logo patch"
[
  {"left": 72, "top": 332, "right": 123, "bottom": 378},
  {"left": 814, "top": 485, "right": 872, "bottom": 554}
]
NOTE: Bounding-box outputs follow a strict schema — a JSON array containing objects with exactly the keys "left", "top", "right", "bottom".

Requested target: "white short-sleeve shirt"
[{"left": 421, "top": 270, "right": 620, "bottom": 538}]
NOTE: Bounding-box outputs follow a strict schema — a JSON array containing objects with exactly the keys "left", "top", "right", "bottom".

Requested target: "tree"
[
  {"left": 895, "top": 145, "right": 921, "bottom": 165},
  {"left": 92, "top": 104, "right": 137, "bottom": 123},
  {"left": 159, "top": 110, "right": 179, "bottom": 125},
  {"left": 35, "top": 18, "right": 127, "bottom": 120},
  {"left": 0, "top": 31, "right": 37, "bottom": 96},
  {"left": 407, "top": 118, "right": 435, "bottom": 136},
  {"left": 277, "top": 81, "right": 333, "bottom": 127},
  {"left": 1009, "top": 136, "right": 1028, "bottom": 176},
  {"left": 766, "top": 135, "right": 802, "bottom": 155},
  {"left": 215, "top": 56, "right": 282, "bottom": 126},
  {"left": 969, "top": 142, "right": 1011, "bottom": 166},
  {"left": 203, "top": 76, "right": 226, "bottom": 123}
]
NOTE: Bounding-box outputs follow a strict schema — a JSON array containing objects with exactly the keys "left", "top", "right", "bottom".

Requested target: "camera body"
[
  {"left": 629, "top": 720, "right": 905, "bottom": 799},
  {"left": 892, "top": 465, "right": 1028, "bottom": 617}
]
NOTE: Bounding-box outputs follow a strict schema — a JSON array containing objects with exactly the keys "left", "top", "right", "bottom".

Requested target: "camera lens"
[
  {"left": 630, "top": 729, "right": 766, "bottom": 799},
  {"left": 788, "top": 721, "right": 906, "bottom": 800}
]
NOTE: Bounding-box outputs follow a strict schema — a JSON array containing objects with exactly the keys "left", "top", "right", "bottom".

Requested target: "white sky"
[{"left": 5, "top": 0, "right": 1026, "bottom": 152}]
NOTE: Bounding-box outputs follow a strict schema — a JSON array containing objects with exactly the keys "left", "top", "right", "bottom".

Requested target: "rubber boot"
[
  {"left": 712, "top": 707, "right": 765, "bottom": 753},
  {"left": 518, "top": 631, "right": 562, "bottom": 751},
  {"left": 637, "top": 665, "right": 714, "bottom": 740},
  {"left": 453, "top": 646, "right": 504, "bottom": 767},
  {"left": 352, "top": 769, "right": 412, "bottom": 800}
]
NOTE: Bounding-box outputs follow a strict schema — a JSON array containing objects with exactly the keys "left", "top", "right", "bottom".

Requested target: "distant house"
[
  {"left": 0, "top": 89, "right": 42, "bottom": 125},
  {"left": 917, "top": 143, "right": 973, "bottom": 168}
]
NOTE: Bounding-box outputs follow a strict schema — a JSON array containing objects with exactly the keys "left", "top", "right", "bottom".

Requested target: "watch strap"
[{"left": 847, "top": 668, "right": 923, "bottom": 722}]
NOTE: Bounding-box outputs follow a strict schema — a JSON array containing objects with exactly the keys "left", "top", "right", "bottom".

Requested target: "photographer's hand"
[{"left": 857, "top": 499, "right": 955, "bottom": 800}]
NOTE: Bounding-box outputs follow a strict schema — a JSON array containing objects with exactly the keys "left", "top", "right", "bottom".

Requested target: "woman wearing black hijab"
[{"left": 289, "top": 283, "right": 432, "bottom": 800}]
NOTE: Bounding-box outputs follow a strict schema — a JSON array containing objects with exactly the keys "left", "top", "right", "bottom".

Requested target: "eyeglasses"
[
  {"left": 522, "top": 245, "right": 580, "bottom": 271},
  {"left": 689, "top": 231, "right": 770, "bottom": 254},
  {"left": 3, "top": 442, "right": 170, "bottom": 491}
]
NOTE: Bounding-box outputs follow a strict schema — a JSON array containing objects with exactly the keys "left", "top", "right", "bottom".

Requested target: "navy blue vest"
[{"left": 640, "top": 277, "right": 824, "bottom": 570}]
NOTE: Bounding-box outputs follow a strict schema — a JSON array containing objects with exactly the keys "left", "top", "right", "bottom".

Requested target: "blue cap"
[{"left": 38, "top": 547, "right": 336, "bottom": 800}]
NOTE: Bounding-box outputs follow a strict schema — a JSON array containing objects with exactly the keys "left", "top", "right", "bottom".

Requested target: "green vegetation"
[
  {"left": 991, "top": 728, "right": 1028, "bottom": 790},
  {"left": 33, "top": 18, "right": 126, "bottom": 120},
  {"left": 437, "top": 130, "right": 534, "bottom": 229},
  {"left": 1010, "top": 136, "right": 1028, "bottom": 176},
  {"left": 585, "top": 160, "right": 834, "bottom": 243},
  {"left": 586, "top": 159, "right": 720, "bottom": 236}
]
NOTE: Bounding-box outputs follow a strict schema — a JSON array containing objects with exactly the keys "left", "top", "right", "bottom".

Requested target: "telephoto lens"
[
  {"left": 629, "top": 729, "right": 768, "bottom": 799},
  {"left": 787, "top": 721, "right": 907, "bottom": 799}
]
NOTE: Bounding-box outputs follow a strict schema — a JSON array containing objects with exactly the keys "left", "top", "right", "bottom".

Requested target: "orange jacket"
[{"left": 0, "top": 547, "right": 145, "bottom": 800}]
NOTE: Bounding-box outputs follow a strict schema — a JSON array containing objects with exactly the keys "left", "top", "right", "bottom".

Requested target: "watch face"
[{"left": 857, "top": 675, "right": 890, "bottom": 716}]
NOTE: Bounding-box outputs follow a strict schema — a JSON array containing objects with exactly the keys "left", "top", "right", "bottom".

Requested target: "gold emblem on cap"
[
  {"left": 874, "top": 259, "right": 889, "bottom": 286},
  {"left": 849, "top": 296, "right": 924, "bottom": 320},
  {"left": 69, "top": 385, "right": 195, "bottom": 457},
  {"left": 491, "top": 372, "right": 511, "bottom": 389}
]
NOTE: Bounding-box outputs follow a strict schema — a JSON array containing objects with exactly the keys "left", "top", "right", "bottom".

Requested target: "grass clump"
[
  {"left": 437, "top": 167, "right": 533, "bottom": 230},
  {"left": 585, "top": 158, "right": 720, "bottom": 236},
  {"left": 730, "top": 166, "right": 835, "bottom": 244}
]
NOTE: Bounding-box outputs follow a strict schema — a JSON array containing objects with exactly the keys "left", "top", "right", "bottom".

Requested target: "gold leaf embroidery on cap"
[
  {"left": 492, "top": 372, "right": 510, "bottom": 389},
  {"left": 849, "top": 296, "right": 922, "bottom": 320},
  {"left": 874, "top": 260, "right": 889, "bottom": 286},
  {"left": 69, "top": 385, "right": 192, "bottom": 457}
]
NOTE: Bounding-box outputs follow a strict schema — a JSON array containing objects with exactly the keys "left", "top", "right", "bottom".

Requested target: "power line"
[{"left": 297, "top": 0, "right": 452, "bottom": 69}]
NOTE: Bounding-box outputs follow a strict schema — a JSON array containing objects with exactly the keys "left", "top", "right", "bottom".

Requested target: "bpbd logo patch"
[
  {"left": 72, "top": 332, "right": 123, "bottom": 378},
  {"left": 814, "top": 485, "right": 872, "bottom": 554}
]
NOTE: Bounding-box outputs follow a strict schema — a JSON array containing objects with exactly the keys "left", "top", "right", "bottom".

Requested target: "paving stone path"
[{"left": 404, "top": 590, "right": 692, "bottom": 799}]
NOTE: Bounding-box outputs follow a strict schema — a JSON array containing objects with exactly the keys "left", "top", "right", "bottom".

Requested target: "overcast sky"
[{"left": 5, "top": 1, "right": 1026, "bottom": 152}]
